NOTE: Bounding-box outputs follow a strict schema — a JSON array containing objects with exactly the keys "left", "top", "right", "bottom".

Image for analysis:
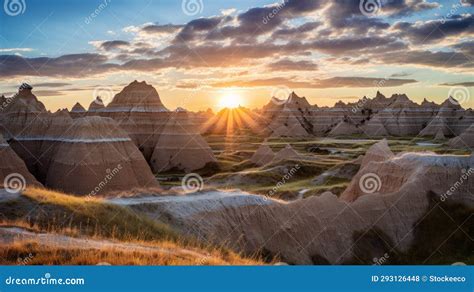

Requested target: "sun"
[{"left": 218, "top": 93, "right": 243, "bottom": 109}]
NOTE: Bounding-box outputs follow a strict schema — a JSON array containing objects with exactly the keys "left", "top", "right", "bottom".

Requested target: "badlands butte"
[{"left": 0, "top": 81, "right": 473, "bottom": 265}]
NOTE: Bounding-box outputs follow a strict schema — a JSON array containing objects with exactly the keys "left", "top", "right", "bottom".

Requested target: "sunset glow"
[{"left": 218, "top": 93, "right": 243, "bottom": 109}]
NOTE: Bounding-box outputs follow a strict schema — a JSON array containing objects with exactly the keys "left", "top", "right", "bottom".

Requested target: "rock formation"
[
  {"left": 96, "top": 81, "right": 171, "bottom": 161},
  {"left": 150, "top": 112, "right": 216, "bottom": 173},
  {"left": 274, "top": 144, "right": 300, "bottom": 161},
  {"left": 251, "top": 143, "right": 275, "bottom": 166},
  {"left": 434, "top": 129, "right": 446, "bottom": 141},
  {"left": 360, "top": 139, "right": 394, "bottom": 168},
  {"left": 449, "top": 124, "right": 474, "bottom": 148},
  {"left": 0, "top": 134, "right": 41, "bottom": 190},
  {"left": 88, "top": 97, "right": 106, "bottom": 113},
  {"left": 43, "top": 116, "right": 158, "bottom": 195},
  {"left": 361, "top": 114, "right": 388, "bottom": 137},
  {"left": 71, "top": 102, "right": 86, "bottom": 113},
  {"left": 122, "top": 150, "right": 473, "bottom": 264}
]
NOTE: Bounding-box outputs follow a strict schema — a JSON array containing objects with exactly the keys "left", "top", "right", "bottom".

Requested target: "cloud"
[
  {"left": 34, "top": 82, "right": 72, "bottom": 87},
  {"left": 0, "top": 54, "right": 118, "bottom": 77},
  {"left": 267, "top": 59, "right": 318, "bottom": 71},
  {"left": 393, "top": 14, "right": 474, "bottom": 44},
  {"left": 379, "top": 49, "right": 474, "bottom": 68},
  {"left": 211, "top": 76, "right": 417, "bottom": 88},
  {"left": 0, "top": 48, "right": 34, "bottom": 53},
  {"left": 439, "top": 82, "right": 474, "bottom": 87},
  {"left": 390, "top": 72, "right": 411, "bottom": 77},
  {"left": 100, "top": 40, "right": 130, "bottom": 51},
  {"left": 142, "top": 24, "right": 184, "bottom": 34},
  {"left": 272, "top": 21, "right": 321, "bottom": 39}
]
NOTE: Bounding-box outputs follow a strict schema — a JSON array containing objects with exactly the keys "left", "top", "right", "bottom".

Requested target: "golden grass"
[
  {"left": 1, "top": 240, "right": 260, "bottom": 265},
  {"left": 0, "top": 187, "right": 264, "bottom": 265}
]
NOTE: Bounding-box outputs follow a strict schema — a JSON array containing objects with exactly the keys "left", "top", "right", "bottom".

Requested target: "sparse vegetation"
[{"left": 0, "top": 187, "right": 264, "bottom": 265}]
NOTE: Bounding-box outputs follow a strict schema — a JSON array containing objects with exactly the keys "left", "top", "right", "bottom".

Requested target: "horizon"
[
  {"left": 4, "top": 80, "right": 474, "bottom": 113},
  {"left": 1, "top": 0, "right": 473, "bottom": 111}
]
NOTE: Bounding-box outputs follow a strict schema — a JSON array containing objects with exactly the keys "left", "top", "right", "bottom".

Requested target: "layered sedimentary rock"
[
  {"left": 274, "top": 144, "right": 300, "bottom": 161},
  {"left": 70, "top": 102, "right": 86, "bottom": 119},
  {"left": 449, "top": 124, "right": 474, "bottom": 148},
  {"left": 0, "top": 85, "right": 53, "bottom": 175},
  {"left": 88, "top": 97, "right": 106, "bottom": 113},
  {"left": 0, "top": 134, "right": 41, "bottom": 189},
  {"left": 328, "top": 121, "right": 361, "bottom": 137},
  {"left": 150, "top": 112, "right": 216, "bottom": 173},
  {"left": 268, "top": 108, "right": 309, "bottom": 137},
  {"left": 251, "top": 143, "right": 275, "bottom": 166},
  {"left": 43, "top": 116, "right": 158, "bottom": 195},
  {"left": 262, "top": 92, "right": 313, "bottom": 136},
  {"left": 96, "top": 81, "right": 171, "bottom": 160},
  {"left": 258, "top": 90, "right": 473, "bottom": 138},
  {"left": 361, "top": 114, "right": 388, "bottom": 137},
  {"left": 0, "top": 84, "right": 47, "bottom": 139},
  {"left": 360, "top": 139, "right": 394, "bottom": 168},
  {"left": 419, "top": 100, "right": 473, "bottom": 137},
  {"left": 123, "top": 150, "right": 473, "bottom": 264}
]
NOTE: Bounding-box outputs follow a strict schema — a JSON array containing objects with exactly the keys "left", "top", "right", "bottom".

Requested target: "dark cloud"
[
  {"left": 268, "top": 59, "right": 318, "bottom": 71},
  {"left": 100, "top": 40, "right": 130, "bottom": 51},
  {"left": 142, "top": 24, "right": 184, "bottom": 34},
  {"left": 211, "top": 76, "right": 417, "bottom": 88},
  {"left": 272, "top": 22, "right": 320, "bottom": 39},
  {"left": 326, "top": 0, "right": 438, "bottom": 33},
  {"left": 439, "top": 82, "right": 474, "bottom": 87},
  {"left": 7, "top": 82, "right": 71, "bottom": 88},
  {"left": 452, "top": 40, "right": 474, "bottom": 57},
  {"left": 393, "top": 14, "right": 474, "bottom": 44},
  {"left": 0, "top": 54, "right": 118, "bottom": 77},
  {"left": 390, "top": 72, "right": 411, "bottom": 77},
  {"left": 382, "top": 0, "right": 440, "bottom": 17},
  {"left": 379, "top": 49, "right": 474, "bottom": 68},
  {"left": 30, "top": 90, "right": 65, "bottom": 96},
  {"left": 174, "top": 17, "right": 224, "bottom": 42},
  {"left": 309, "top": 36, "right": 406, "bottom": 55}
]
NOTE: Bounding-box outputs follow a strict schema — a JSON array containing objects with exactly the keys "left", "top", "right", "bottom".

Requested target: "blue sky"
[{"left": 1, "top": 0, "right": 274, "bottom": 57}]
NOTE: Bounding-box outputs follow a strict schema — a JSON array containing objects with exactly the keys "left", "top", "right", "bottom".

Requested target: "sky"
[{"left": 0, "top": 0, "right": 473, "bottom": 111}]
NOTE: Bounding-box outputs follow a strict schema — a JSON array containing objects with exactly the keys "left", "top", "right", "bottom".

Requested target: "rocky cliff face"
[
  {"left": 117, "top": 146, "right": 473, "bottom": 264},
  {"left": 258, "top": 90, "right": 473, "bottom": 139},
  {"left": 0, "top": 133, "right": 41, "bottom": 190}
]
